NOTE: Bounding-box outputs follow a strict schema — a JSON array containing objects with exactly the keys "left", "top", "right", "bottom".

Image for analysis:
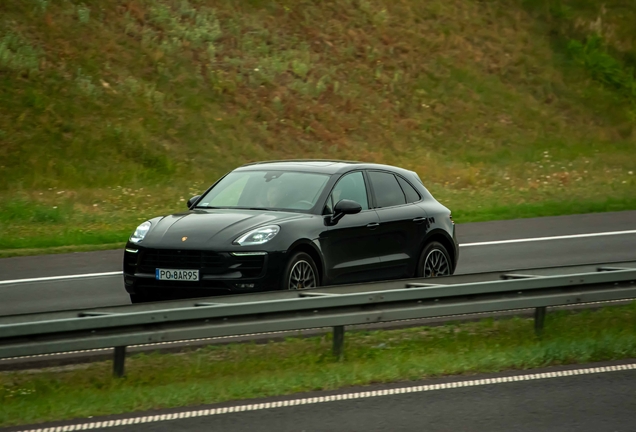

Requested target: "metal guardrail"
[{"left": 1, "top": 264, "right": 635, "bottom": 377}]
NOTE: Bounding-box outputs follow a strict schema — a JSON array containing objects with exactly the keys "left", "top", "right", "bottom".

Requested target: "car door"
[
  {"left": 318, "top": 171, "right": 382, "bottom": 285},
  {"left": 367, "top": 170, "right": 427, "bottom": 279}
]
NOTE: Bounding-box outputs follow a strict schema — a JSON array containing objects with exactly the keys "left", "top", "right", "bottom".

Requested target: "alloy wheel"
[
  {"left": 288, "top": 260, "right": 317, "bottom": 290},
  {"left": 423, "top": 249, "right": 450, "bottom": 278}
]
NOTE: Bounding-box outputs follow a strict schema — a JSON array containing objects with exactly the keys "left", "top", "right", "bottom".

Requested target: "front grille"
[
  {"left": 136, "top": 248, "right": 266, "bottom": 278},
  {"left": 124, "top": 250, "right": 138, "bottom": 272},
  {"left": 234, "top": 255, "right": 265, "bottom": 272},
  {"left": 140, "top": 249, "right": 222, "bottom": 270}
]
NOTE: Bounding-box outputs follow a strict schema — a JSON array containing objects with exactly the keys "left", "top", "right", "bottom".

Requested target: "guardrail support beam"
[
  {"left": 534, "top": 307, "right": 547, "bottom": 336},
  {"left": 501, "top": 274, "right": 542, "bottom": 280},
  {"left": 78, "top": 312, "right": 119, "bottom": 317},
  {"left": 333, "top": 326, "right": 345, "bottom": 360},
  {"left": 597, "top": 266, "right": 632, "bottom": 272},
  {"left": 113, "top": 346, "right": 127, "bottom": 377}
]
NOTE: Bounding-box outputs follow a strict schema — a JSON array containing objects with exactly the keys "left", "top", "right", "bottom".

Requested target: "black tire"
[
  {"left": 416, "top": 241, "right": 452, "bottom": 278},
  {"left": 281, "top": 251, "right": 320, "bottom": 290}
]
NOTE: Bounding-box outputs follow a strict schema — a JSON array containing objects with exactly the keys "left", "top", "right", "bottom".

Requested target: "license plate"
[{"left": 155, "top": 269, "right": 199, "bottom": 281}]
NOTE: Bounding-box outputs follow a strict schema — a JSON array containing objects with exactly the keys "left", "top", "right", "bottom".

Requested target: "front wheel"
[
  {"left": 281, "top": 252, "right": 319, "bottom": 290},
  {"left": 416, "top": 241, "right": 452, "bottom": 278}
]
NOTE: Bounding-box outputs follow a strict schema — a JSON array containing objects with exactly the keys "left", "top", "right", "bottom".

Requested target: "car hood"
[{"left": 140, "top": 209, "right": 308, "bottom": 248}]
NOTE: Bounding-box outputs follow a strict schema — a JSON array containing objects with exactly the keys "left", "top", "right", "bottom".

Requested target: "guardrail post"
[
  {"left": 333, "top": 326, "right": 345, "bottom": 360},
  {"left": 534, "top": 307, "right": 547, "bottom": 336},
  {"left": 113, "top": 346, "right": 127, "bottom": 377}
]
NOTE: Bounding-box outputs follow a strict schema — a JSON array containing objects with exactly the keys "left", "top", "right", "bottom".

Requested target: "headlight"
[
  {"left": 234, "top": 225, "right": 280, "bottom": 246},
  {"left": 130, "top": 221, "right": 152, "bottom": 243}
]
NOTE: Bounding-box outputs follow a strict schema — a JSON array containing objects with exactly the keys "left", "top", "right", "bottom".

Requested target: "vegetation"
[
  {"left": 2, "top": 303, "right": 636, "bottom": 427},
  {"left": 0, "top": 0, "right": 635, "bottom": 255}
]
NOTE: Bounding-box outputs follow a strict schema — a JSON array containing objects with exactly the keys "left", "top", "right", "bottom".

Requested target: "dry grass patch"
[{"left": 0, "top": 0, "right": 635, "bottom": 250}]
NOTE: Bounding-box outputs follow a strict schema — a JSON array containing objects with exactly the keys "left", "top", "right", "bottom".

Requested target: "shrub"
[{"left": 567, "top": 34, "right": 636, "bottom": 98}]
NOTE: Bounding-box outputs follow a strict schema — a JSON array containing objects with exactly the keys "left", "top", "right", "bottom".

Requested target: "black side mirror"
[
  {"left": 187, "top": 195, "right": 201, "bottom": 209},
  {"left": 328, "top": 199, "right": 362, "bottom": 225}
]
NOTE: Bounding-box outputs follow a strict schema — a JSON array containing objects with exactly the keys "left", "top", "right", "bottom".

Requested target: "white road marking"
[
  {"left": 3, "top": 230, "right": 636, "bottom": 285},
  {"left": 459, "top": 229, "right": 636, "bottom": 248},
  {"left": 0, "top": 271, "right": 122, "bottom": 285},
  {"left": 1, "top": 230, "right": 634, "bottom": 285},
  {"left": 13, "top": 362, "right": 636, "bottom": 431}
]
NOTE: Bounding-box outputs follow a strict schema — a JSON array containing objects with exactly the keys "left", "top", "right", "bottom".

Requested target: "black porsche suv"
[{"left": 123, "top": 160, "right": 458, "bottom": 302}]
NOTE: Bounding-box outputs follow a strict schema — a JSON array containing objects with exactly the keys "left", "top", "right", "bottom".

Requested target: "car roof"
[{"left": 235, "top": 159, "right": 412, "bottom": 176}]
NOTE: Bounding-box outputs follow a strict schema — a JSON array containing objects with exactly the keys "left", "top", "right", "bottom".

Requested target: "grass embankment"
[
  {"left": 0, "top": 0, "right": 635, "bottom": 255},
  {"left": 1, "top": 303, "right": 636, "bottom": 427}
]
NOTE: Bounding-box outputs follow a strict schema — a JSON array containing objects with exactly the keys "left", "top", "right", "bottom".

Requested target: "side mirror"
[
  {"left": 329, "top": 199, "right": 362, "bottom": 225},
  {"left": 187, "top": 195, "right": 201, "bottom": 209}
]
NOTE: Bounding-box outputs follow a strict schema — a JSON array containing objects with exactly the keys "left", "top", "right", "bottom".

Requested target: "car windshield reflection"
[{"left": 196, "top": 171, "right": 330, "bottom": 212}]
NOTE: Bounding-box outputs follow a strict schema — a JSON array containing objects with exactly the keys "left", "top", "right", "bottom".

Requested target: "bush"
[{"left": 567, "top": 34, "right": 636, "bottom": 98}]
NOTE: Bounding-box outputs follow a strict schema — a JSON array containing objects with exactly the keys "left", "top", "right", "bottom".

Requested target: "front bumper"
[
  {"left": 451, "top": 223, "right": 460, "bottom": 272},
  {"left": 123, "top": 243, "right": 287, "bottom": 299}
]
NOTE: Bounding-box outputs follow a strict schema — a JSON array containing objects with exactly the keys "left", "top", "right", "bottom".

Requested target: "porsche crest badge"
[{"left": 181, "top": 236, "right": 188, "bottom": 242}]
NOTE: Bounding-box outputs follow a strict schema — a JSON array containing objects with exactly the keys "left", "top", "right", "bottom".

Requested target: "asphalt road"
[
  {"left": 0, "top": 210, "right": 635, "bottom": 316},
  {"left": 8, "top": 361, "right": 635, "bottom": 432}
]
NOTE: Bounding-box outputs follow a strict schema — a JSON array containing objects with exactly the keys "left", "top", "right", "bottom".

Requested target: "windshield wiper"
[
  {"left": 194, "top": 206, "right": 282, "bottom": 211},
  {"left": 229, "top": 207, "right": 275, "bottom": 211}
]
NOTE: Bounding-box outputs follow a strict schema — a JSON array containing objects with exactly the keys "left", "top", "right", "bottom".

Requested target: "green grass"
[
  {"left": 2, "top": 193, "right": 636, "bottom": 258},
  {"left": 1, "top": 303, "right": 636, "bottom": 427},
  {"left": 0, "top": 0, "right": 635, "bottom": 253},
  {"left": 449, "top": 196, "right": 636, "bottom": 223},
  {"left": 0, "top": 243, "right": 125, "bottom": 259}
]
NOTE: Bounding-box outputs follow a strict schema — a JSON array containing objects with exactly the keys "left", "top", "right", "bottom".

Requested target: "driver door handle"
[
  {"left": 366, "top": 222, "right": 380, "bottom": 229},
  {"left": 412, "top": 217, "right": 427, "bottom": 224}
]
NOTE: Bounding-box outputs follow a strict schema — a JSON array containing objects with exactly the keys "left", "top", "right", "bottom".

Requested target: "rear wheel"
[
  {"left": 416, "top": 241, "right": 452, "bottom": 278},
  {"left": 282, "top": 252, "right": 319, "bottom": 290}
]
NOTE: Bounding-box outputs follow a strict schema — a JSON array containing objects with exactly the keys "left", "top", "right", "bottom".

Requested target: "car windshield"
[{"left": 196, "top": 170, "right": 330, "bottom": 211}]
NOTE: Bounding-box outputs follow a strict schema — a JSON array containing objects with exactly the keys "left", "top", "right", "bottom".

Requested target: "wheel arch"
[
  {"left": 286, "top": 239, "right": 324, "bottom": 285},
  {"left": 420, "top": 229, "right": 457, "bottom": 273}
]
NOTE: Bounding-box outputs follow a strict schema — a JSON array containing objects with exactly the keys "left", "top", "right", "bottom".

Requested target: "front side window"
[
  {"left": 368, "top": 171, "right": 407, "bottom": 208},
  {"left": 325, "top": 171, "right": 369, "bottom": 213},
  {"left": 197, "top": 170, "right": 330, "bottom": 211}
]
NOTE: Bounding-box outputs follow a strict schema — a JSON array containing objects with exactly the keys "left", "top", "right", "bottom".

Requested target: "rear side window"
[
  {"left": 368, "top": 171, "right": 406, "bottom": 208},
  {"left": 397, "top": 176, "right": 421, "bottom": 203}
]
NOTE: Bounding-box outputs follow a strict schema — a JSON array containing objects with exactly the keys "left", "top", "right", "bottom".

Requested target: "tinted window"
[
  {"left": 198, "top": 170, "right": 329, "bottom": 211},
  {"left": 368, "top": 171, "right": 406, "bottom": 208},
  {"left": 329, "top": 171, "right": 369, "bottom": 211},
  {"left": 397, "top": 176, "right": 421, "bottom": 203}
]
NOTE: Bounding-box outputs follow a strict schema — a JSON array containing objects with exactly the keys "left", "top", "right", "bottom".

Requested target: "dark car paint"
[
  {"left": 141, "top": 210, "right": 308, "bottom": 247},
  {"left": 318, "top": 208, "right": 382, "bottom": 284},
  {"left": 123, "top": 160, "right": 458, "bottom": 298}
]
